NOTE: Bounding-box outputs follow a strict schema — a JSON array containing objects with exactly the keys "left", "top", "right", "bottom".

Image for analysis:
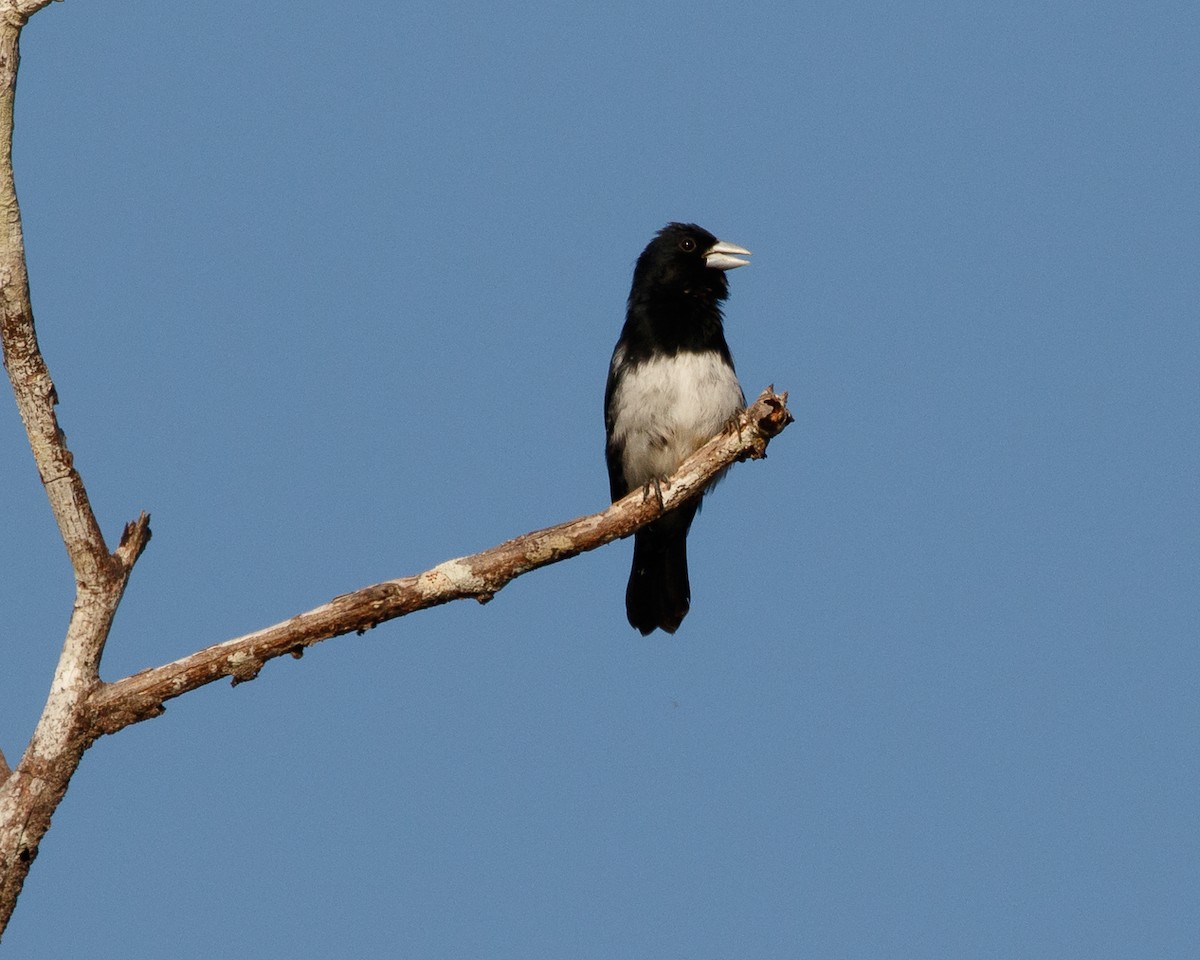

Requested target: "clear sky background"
[{"left": 2, "top": 1, "right": 1197, "bottom": 957}]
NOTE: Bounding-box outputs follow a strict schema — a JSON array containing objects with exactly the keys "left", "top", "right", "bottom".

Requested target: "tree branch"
[
  {"left": 7, "top": 2, "right": 56, "bottom": 24},
  {"left": 0, "top": 0, "right": 793, "bottom": 938},
  {"left": 0, "top": 18, "right": 122, "bottom": 593},
  {"left": 87, "top": 388, "right": 793, "bottom": 735},
  {"left": 0, "top": 12, "right": 152, "bottom": 935}
]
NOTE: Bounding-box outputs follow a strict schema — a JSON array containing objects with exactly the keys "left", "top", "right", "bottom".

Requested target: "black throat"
[{"left": 618, "top": 288, "right": 733, "bottom": 366}]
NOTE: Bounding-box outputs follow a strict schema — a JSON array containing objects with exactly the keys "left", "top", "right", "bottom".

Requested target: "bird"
[{"left": 604, "top": 222, "right": 751, "bottom": 635}]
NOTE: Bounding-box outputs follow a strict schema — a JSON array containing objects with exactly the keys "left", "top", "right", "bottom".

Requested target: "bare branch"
[
  {"left": 0, "top": 1, "right": 792, "bottom": 937},
  {"left": 87, "top": 388, "right": 793, "bottom": 735},
  {"left": 7, "top": 2, "right": 55, "bottom": 24},
  {"left": 0, "top": 14, "right": 152, "bottom": 934},
  {"left": 0, "top": 18, "right": 115, "bottom": 588}
]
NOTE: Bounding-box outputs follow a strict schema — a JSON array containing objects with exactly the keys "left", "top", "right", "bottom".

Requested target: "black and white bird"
[{"left": 604, "top": 222, "right": 751, "bottom": 635}]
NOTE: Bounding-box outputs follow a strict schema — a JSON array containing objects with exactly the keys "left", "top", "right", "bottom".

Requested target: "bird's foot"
[
  {"left": 641, "top": 476, "right": 667, "bottom": 510},
  {"left": 725, "top": 409, "right": 745, "bottom": 441}
]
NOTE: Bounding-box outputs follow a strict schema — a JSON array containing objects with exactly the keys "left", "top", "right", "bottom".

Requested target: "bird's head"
[{"left": 629, "top": 222, "right": 751, "bottom": 306}]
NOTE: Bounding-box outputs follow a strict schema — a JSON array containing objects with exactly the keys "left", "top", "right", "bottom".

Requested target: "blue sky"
[{"left": 2, "top": 1, "right": 1197, "bottom": 956}]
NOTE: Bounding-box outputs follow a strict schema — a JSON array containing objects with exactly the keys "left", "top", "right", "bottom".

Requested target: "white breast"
[{"left": 609, "top": 350, "right": 745, "bottom": 489}]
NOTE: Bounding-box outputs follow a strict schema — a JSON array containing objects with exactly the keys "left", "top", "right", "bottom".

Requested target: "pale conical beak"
[{"left": 704, "top": 240, "right": 752, "bottom": 271}]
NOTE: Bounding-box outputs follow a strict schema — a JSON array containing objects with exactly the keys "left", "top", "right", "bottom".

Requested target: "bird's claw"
[
  {"left": 725, "top": 409, "right": 745, "bottom": 441},
  {"left": 641, "top": 476, "right": 667, "bottom": 510}
]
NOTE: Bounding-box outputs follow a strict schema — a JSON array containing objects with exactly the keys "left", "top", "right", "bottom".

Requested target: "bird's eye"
[{"left": 679, "top": 237, "right": 696, "bottom": 252}]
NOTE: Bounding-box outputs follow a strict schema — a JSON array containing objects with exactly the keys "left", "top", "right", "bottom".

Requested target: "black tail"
[{"left": 625, "top": 501, "right": 700, "bottom": 635}]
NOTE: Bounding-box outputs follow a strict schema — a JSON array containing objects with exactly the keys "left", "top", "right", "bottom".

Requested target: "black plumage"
[{"left": 604, "top": 223, "right": 750, "bottom": 634}]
